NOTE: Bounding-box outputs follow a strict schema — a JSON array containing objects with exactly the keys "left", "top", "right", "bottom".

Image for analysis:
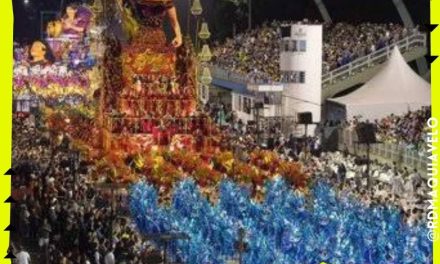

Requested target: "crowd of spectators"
[
  {"left": 374, "top": 107, "right": 431, "bottom": 150},
  {"left": 11, "top": 117, "right": 163, "bottom": 264},
  {"left": 206, "top": 101, "right": 429, "bottom": 227},
  {"left": 322, "top": 22, "right": 415, "bottom": 72},
  {"left": 310, "top": 151, "right": 427, "bottom": 227},
  {"left": 204, "top": 101, "right": 314, "bottom": 159},
  {"left": 338, "top": 107, "right": 431, "bottom": 151},
  {"left": 212, "top": 21, "right": 282, "bottom": 83},
  {"left": 10, "top": 102, "right": 430, "bottom": 263},
  {"left": 212, "top": 20, "right": 417, "bottom": 82}
]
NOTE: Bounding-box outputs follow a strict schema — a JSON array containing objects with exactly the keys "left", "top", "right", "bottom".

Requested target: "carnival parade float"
[{"left": 11, "top": 1, "right": 432, "bottom": 263}]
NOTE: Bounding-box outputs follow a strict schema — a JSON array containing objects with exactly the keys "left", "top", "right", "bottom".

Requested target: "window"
[
  {"left": 281, "top": 40, "right": 307, "bottom": 52},
  {"left": 299, "top": 40, "right": 307, "bottom": 52},
  {"left": 291, "top": 40, "right": 297, "bottom": 52},
  {"left": 243, "top": 97, "right": 252, "bottom": 114},
  {"left": 284, "top": 41, "right": 289, "bottom": 52},
  {"left": 281, "top": 71, "right": 306, "bottom": 83},
  {"left": 256, "top": 92, "right": 282, "bottom": 105},
  {"left": 281, "top": 40, "right": 289, "bottom": 52},
  {"left": 281, "top": 26, "right": 291, "bottom": 38},
  {"left": 298, "top": 71, "right": 306, "bottom": 83}
]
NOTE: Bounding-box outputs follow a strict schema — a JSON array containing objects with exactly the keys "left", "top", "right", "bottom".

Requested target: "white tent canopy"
[{"left": 328, "top": 47, "right": 431, "bottom": 121}]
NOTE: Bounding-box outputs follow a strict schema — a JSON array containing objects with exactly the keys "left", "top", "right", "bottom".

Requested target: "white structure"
[
  {"left": 247, "top": 83, "right": 284, "bottom": 93},
  {"left": 328, "top": 47, "right": 431, "bottom": 121},
  {"left": 280, "top": 24, "right": 323, "bottom": 136},
  {"left": 231, "top": 92, "right": 255, "bottom": 123},
  {"left": 231, "top": 82, "right": 285, "bottom": 123}
]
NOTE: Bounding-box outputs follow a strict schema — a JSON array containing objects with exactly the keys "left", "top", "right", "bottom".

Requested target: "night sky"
[{"left": 13, "top": 0, "right": 430, "bottom": 43}]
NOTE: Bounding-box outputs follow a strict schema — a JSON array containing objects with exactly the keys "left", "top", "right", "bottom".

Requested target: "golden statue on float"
[
  {"left": 101, "top": 0, "right": 208, "bottom": 152},
  {"left": 37, "top": 1, "right": 307, "bottom": 188}
]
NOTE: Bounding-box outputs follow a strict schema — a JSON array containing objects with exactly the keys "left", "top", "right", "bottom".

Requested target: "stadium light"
[
  {"left": 191, "top": 0, "right": 203, "bottom": 16},
  {"left": 198, "top": 22, "right": 211, "bottom": 40},
  {"left": 198, "top": 44, "right": 212, "bottom": 62},
  {"left": 200, "top": 66, "right": 213, "bottom": 85}
]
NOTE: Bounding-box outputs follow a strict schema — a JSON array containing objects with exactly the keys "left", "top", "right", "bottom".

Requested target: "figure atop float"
[
  {"left": 46, "top": 3, "right": 93, "bottom": 39},
  {"left": 117, "top": 0, "right": 182, "bottom": 46},
  {"left": 101, "top": 0, "right": 202, "bottom": 150},
  {"left": 61, "top": 3, "right": 93, "bottom": 38},
  {"left": 29, "top": 40, "right": 55, "bottom": 66},
  {"left": 13, "top": 3, "right": 97, "bottom": 99}
]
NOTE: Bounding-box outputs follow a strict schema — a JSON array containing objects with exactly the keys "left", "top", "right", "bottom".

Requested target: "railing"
[
  {"left": 322, "top": 32, "right": 427, "bottom": 87},
  {"left": 210, "top": 65, "right": 248, "bottom": 84},
  {"left": 210, "top": 65, "right": 285, "bottom": 88},
  {"left": 338, "top": 127, "right": 427, "bottom": 173},
  {"left": 210, "top": 32, "right": 427, "bottom": 88}
]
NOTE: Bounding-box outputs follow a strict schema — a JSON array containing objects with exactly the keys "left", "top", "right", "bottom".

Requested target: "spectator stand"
[
  {"left": 209, "top": 25, "right": 427, "bottom": 102},
  {"left": 322, "top": 31, "right": 427, "bottom": 99},
  {"left": 338, "top": 124, "right": 428, "bottom": 175}
]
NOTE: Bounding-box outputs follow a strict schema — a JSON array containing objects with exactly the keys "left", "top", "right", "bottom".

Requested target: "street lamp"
[
  {"left": 199, "top": 66, "right": 212, "bottom": 103},
  {"left": 198, "top": 44, "right": 212, "bottom": 62},
  {"left": 190, "top": 0, "right": 203, "bottom": 16},
  {"left": 200, "top": 66, "right": 213, "bottom": 86},
  {"left": 198, "top": 22, "right": 211, "bottom": 40},
  {"left": 188, "top": 0, "right": 213, "bottom": 104},
  {"left": 191, "top": 0, "right": 203, "bottom": 50}
]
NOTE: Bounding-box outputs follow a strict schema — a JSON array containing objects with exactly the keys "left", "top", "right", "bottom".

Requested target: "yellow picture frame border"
[
  {"left": 0, "top": 1, "right": 438, "bottom": 263},
  {"left": 431, "top": 1, "right": 440, "bottom": 263},
  {"left": 0, "top": 0, "right": 13, "bottom": 262}
]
